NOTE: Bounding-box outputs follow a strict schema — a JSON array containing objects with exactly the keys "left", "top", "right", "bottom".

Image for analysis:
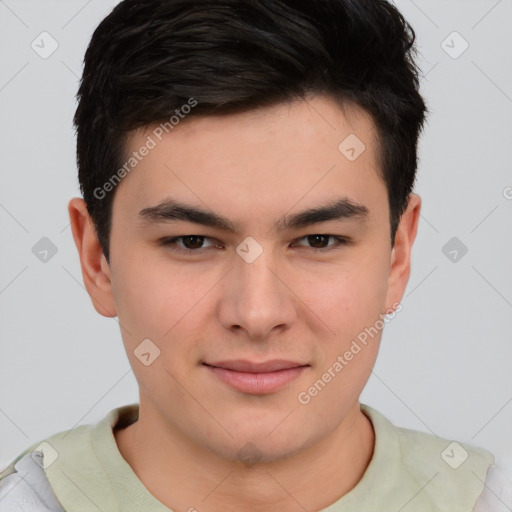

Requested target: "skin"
[{"left": 68, "top": 94, "right": 421, "bottom": 512}]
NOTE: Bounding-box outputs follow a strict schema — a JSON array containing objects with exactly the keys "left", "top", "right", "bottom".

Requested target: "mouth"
[{"left": 202, "top": 359, "right": 310, "bottom": 395}]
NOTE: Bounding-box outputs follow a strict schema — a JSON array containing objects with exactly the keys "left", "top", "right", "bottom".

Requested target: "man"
[{"left": 0, "top": 0, "right": 508, "bottom": 510}]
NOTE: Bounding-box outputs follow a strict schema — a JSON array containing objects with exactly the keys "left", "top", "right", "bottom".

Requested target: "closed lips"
[{"left": 203, "top": 360, "right": 309, "bottom": 373}]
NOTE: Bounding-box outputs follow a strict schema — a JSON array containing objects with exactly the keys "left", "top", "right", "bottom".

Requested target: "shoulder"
[
  {"left": 0, "top": 451, "right": 65, "bottom": 512},
  {"left": 397, "top": 423, "right": 494, "bottom": 509},
  {"left": 0, "top": 420, "right": 99, "bottom": 512},
  {"left": 474, "top": 463, "right": 512, "bottom": 512},
  {"left": 362, "top": 405, "right": 495, "bottom": 511},
  {"left": 0, "top": 405, "right": 135, "bottom": 512},
  {"left": 396, "top": 421, "right": 494, "bottom": 469}
]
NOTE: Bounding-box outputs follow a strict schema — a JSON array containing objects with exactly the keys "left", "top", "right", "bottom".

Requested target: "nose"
[{"left": 218, "top": 247, "right": 297, "bottom": 340}]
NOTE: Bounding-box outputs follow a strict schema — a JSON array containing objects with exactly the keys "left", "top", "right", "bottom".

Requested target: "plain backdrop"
[{"left": 1, "top": 0, "right": 511, "bottom": 481}]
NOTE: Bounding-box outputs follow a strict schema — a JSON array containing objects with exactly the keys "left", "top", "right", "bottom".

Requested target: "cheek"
[
  {"left": 113, "top": 252, "right": 201, "bottom": 324},
  {"left": 111, "top": 257, "right": 203, "bottom": 395},
  {"left": 313, "top": 258, "right": 389, "bottom": 335},
  {"left": 300, "top": 269, "right": 386, "bottom": 410}
]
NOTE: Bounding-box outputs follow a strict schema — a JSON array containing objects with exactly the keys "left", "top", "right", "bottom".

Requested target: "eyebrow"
[{"left": 137, "top": 197, "right": 369, "bottom": 233}]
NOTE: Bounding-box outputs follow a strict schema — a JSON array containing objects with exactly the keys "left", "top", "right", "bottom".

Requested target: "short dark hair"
[{"left": 74, "top": 0, "right": 427, "bottom": 263}]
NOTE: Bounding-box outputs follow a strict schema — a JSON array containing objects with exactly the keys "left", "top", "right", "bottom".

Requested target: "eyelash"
[{"left": 158, "top": 234, "right": 352, "bottom": 255}]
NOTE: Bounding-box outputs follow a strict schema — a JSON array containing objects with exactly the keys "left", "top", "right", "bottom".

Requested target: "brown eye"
[
  {"left": 306, "top": 235, "right": 330, "bottom": 249},
  {"left": 180, "top": 235, "right": 206, "bottom": 249},
  {"left": 158, "top": 235, "right": 218, "bottom": 254},
  {"left": 292, "top": 235, "right": 351, "bottom": 251}
]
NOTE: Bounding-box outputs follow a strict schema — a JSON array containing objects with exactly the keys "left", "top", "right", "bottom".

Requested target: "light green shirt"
[{"left": 1, "top": 403, "right": 494, "bottom": 511}]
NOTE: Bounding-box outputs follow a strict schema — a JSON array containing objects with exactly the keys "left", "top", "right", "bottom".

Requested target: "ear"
[
  {"left": 67, "top": 197, "right": 117, "bottom": 317},
  {"left": 384, "top": 193, "right": 421, "bottom": 312}
]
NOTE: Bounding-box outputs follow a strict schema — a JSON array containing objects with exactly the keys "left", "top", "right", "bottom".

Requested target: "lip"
[
  {"left": 203, "top": 359, "right": 309, "bottom": 394},
  {"left": 206, "top": 359, "right": 307, "bottom": 373}
]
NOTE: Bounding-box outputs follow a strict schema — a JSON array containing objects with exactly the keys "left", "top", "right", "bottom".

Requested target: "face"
[{"left": 71, "top": 94, "right": 419, "bottom": 463}]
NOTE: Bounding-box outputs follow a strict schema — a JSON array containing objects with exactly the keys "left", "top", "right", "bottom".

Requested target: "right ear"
[{"left": 67, "top": 197, "right": 117, "bottom": 317}]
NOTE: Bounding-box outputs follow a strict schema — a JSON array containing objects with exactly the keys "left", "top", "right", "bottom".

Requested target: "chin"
[
  {"left": 199, "top": 423, "right": 317, "bottom": 466},
  {"left": 212, "top": 438, "right": 307, "bottom": 466}
]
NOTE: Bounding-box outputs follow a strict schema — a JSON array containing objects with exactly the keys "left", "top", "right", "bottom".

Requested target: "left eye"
[
  {"left": 291, "top": 234, "right": 350, "bottom": 250},
  {"left": 159, "top": 234, "right": 350, "bottom": 254}
]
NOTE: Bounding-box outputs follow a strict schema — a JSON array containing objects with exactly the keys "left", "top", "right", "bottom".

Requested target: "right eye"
[{"left": 158, "top": 235, "right": 222, "bottom": 254}]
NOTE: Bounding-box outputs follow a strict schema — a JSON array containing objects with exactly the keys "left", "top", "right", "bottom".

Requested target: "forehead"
[{"left": 113, "top": 95, "right": 385, "bottom": 226}]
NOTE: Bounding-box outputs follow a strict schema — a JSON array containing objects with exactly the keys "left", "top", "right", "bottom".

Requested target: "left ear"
[{"left": 384, "top": 193, "right": 421, "bottom": 311}]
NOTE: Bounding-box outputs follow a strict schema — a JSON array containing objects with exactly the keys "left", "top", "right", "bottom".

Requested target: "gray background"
[{"left": 1, "top": 0, "right": 511, "bottom": 481}]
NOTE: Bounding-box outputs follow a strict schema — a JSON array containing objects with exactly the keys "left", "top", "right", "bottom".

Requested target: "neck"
[{"left": 114, "top": 402, "right": 375, "bottom": 511}]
